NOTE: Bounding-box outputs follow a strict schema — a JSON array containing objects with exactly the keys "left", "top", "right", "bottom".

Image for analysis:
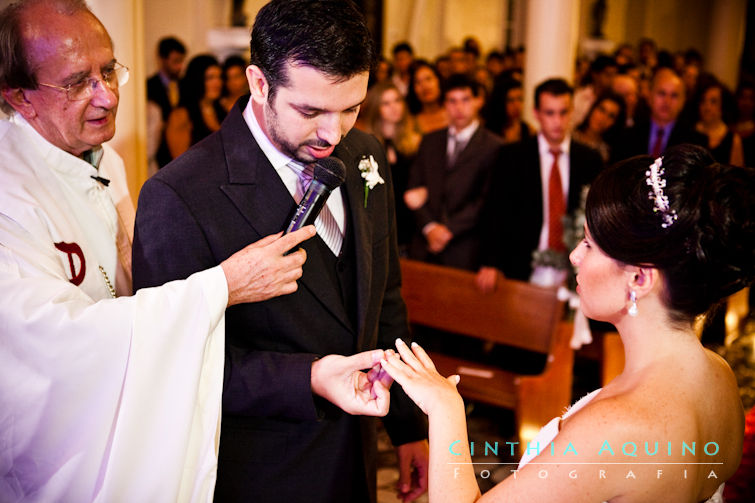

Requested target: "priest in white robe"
[{"left": 0, "top": 1, "right": 375, "bottom": 501}]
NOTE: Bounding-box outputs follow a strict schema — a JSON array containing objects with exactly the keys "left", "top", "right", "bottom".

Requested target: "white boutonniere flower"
[{"left": 358, "top": 154, "right": 384, "bottom": 207}]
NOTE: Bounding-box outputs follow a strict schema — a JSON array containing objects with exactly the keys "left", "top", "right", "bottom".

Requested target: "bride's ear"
[{"left": 625, "top": 265, "right": 656, "bottom": 299}]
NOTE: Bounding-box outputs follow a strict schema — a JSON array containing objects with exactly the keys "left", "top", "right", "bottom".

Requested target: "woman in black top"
[{"left": 165, "top": 54, "right": 227, "bottom": 160}]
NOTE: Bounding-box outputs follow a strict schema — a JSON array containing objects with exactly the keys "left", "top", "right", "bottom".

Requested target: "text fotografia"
[
  {"left": 448, "top": 440, "right": 723, "bottom": 481},
  {"left": 455, "top": 467, "right": 722, "bottom": 481},
  {"left": 448, "top": 440, "right": 721, "bottom": 458}
]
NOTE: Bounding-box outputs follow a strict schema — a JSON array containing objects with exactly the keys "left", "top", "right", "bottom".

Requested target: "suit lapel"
[
  {"left": 335, "top": 137, "right": 373, "bottom": 343},
  {"left": 529, "top": 139, "right": 544, "bottom": 227},
  {"left": 451, "top": 127, "right": 481, "bottom": 168},
  {"left": 567, "top": 141, "right": 583, "bottom": 210},
  {"left": 219, "top": 98, "right": 353, "bottom": 332}
]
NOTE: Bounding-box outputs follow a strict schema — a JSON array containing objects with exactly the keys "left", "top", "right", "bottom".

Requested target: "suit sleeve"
[
  {"left": 132, "top": 177, "right": 321, "bottom": 422},
  {"left": 406, "top": 136, "right": 437, "bottom": 230}
]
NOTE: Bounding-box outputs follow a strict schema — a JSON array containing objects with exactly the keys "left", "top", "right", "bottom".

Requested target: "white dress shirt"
[{"left": 242, "top": 99, "right": 346, "bottom": 238}]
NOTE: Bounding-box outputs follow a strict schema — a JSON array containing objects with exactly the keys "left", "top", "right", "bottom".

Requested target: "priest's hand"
[
  {"left": 221, "top": 226, "right": 316, "bottom": 306},
  {"left": 311, "top": 350, "right": 391, "bottom": 416}
]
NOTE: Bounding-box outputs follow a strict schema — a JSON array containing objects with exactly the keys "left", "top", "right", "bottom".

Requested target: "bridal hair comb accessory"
[{"left": 645, "top": 157, "right": 677, "bottom": 228}]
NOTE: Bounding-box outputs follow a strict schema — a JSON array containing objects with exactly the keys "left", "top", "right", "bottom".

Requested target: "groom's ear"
[{"left": 246, "top": 65, "right": 269, "bottom": 105}]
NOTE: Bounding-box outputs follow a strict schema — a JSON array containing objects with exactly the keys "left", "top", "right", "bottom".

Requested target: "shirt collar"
[
  {"left": 9, "top": 112, "right": 99, "bottom": 177},
  {"left": 448, "top": 119, "right": 479, "bottom": 142},
  {"left": 538, "top": 132, "right": 571, "bottom": 156},
  {"left": 83, "top": 146, "right": 104, "bottom": 169},
  {"left": 650, "top": 119, "right": 675, "bottom": 135},
  {"left": 158, "top": 71, "right": 174, "bottom": 87}
]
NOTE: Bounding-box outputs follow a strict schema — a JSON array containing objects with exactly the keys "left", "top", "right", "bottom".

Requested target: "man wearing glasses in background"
[{"left": 0, "top": 1, "right": 390, "bottom": 501}]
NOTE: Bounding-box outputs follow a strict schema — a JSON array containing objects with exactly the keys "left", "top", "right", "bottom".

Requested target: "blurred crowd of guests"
[
  {"left": 146, "top": 37, "right": 246, "bottom": 174},
  {"left": 145, "top": 34, "right": 755, "bottom": 290},
  {"left": 354, "top": 37, "right": 755, "bottom": 288}
]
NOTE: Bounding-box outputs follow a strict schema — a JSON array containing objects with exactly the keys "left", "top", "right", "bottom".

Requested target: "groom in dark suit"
[{"left": 131, "top": 1, "right": 428, "bottom": 502}]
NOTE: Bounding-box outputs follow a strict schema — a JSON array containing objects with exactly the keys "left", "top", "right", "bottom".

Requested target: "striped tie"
[{"left": 290, "top": 162, "right": 343, "bottom": 255}]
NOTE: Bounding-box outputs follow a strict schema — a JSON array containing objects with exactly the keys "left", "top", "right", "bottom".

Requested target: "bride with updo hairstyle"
[
  {"left": 380, "top": 144, "right": 754, "bottom": 503},
  {"left": 585, "top": 144, "right": 753, "bottom": 325}
]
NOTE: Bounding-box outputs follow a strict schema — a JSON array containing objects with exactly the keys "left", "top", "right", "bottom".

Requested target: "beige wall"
[
  {"left": 383, "top": 0, "right": 507, "bottom": 60},
  {"left": 90, "top": 0, "right": 147, "bottom": 205},
  {"left": 143, "top": 0, "right": 230, "bottom": 76}
]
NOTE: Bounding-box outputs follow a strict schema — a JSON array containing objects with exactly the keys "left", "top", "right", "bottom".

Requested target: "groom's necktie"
[{"left": 289, "top": 161, "right": 343, "bottom": 255}]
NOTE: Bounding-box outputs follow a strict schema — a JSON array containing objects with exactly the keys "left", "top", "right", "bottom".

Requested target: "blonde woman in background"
[{"left": 360, "top": 80, "right": 421, "bottom": 250}]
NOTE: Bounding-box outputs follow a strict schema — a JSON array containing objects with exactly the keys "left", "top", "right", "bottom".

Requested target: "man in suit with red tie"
[{"left": 477, "top": 78, "right": 603, "bottom": 289}]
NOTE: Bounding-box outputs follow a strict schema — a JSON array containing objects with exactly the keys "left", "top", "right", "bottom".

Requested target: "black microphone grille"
[{"left": 314, "top": 157, "right": 347, "bottom": 189}]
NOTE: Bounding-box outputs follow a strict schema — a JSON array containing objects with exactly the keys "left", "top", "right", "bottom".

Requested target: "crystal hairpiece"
[{"left": 645, "top": 157, "right": 677, "bottom": 228}]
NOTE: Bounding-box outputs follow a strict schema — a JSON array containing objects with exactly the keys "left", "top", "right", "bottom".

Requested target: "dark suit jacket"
[
  {"left": 611, "top": 117, "right": 707, "bottom": 163},
  {"left": 406, "top": 126, "right": 504, "bottom": 270},
  {"left": 146, "top": 73, "right": 172, "bottom": 121},
  {"left": 132, "top": 97, "right": 426, "bottom": 503},
  {"left": 480, "top": 137, "right": 603, "bottom": 280},
  {"left": 146, "top": 73, "right": 175, "bottom": 167}
]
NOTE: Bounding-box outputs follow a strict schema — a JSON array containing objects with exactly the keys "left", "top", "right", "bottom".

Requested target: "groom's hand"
[{"left": 311, "top": 350, "right": 390, "bottom": 416}]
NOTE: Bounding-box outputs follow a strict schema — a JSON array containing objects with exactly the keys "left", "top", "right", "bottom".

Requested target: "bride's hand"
[{"left": 380, "top": 338, "right": 463, "bottom": 416}]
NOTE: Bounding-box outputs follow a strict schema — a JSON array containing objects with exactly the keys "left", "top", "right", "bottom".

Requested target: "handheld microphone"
[{"left": 284, "top": 157, "right": 346, "bottom": 234}]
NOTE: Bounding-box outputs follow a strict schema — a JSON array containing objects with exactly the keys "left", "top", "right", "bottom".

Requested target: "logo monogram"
[{"left": 54, "top": 241, "right": 86, "bottom": 286}]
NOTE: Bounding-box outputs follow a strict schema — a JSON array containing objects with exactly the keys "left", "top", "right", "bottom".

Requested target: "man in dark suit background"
[
  {"left": 405, "top": 73, "right": 504, "bottom": 271},
  {"left": 146, "top": 36, "right": 186, "bottom": 168},
  {"left": 132, "top": 1, "right": 428, "bottom": 502},
  {"left": 477, "top": 78, "right": 603, "bottom": 289},
  {"left": 146, "top": 36, "right": 186, "bottom": 121},
  {"left": 612, "top": 67, "right": 706, "bottom": 163}
]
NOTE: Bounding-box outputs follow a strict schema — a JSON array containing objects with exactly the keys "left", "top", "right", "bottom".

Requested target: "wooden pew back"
[
  {"left": 400, "top": 259, "right": 563, "bottom": 354},
  {"left": 400, "top": 258, "right": 573, "bottom": 447}
]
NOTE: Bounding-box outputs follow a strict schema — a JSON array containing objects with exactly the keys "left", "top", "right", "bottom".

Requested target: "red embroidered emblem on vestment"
[{"left": 54, "top": 241, "right": 86, "bottom": 285}]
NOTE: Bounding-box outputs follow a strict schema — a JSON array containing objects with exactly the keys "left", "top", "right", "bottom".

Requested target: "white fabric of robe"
[{"left": 0, "top": 114, "right": 226, "bottom": 502}]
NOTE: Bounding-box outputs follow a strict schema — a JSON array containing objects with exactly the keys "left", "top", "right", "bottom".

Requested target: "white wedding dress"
[{"left": 517, "top": 389, "right": 725, "bottom": 503}]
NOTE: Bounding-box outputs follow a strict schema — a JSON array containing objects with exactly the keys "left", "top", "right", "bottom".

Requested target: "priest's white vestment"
[{"left": 0, "top": 114, "right": 226, "bottom": 502}]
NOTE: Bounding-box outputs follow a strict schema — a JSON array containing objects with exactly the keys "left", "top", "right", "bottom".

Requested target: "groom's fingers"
[
  {"left": 366, "top": 363, "right": 394, "bottom": 398},
  {"left": 343, "top": 349, "right": 385, "bottom": 373},
  {"left": 371, "top": 379, "right": 390, "bottom": 415}
]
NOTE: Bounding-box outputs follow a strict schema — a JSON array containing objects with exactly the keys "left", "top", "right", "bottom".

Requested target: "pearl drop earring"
[{"left": 628, "top": 290, "right": 638, "bottom": 317}]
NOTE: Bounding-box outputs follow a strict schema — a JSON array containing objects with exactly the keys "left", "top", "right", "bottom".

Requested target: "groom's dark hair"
[{"left": 250, "top": 0, "right": 376, "bottom": 99}]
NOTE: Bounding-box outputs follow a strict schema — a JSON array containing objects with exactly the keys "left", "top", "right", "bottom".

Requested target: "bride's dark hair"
[{"left": 586, "top": 144, "right": 755, "bottom": 324}]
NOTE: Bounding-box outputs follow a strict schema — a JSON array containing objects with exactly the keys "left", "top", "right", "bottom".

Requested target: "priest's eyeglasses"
[{"left": 36, "top": 62, "right": 130, "bottom": 101}]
